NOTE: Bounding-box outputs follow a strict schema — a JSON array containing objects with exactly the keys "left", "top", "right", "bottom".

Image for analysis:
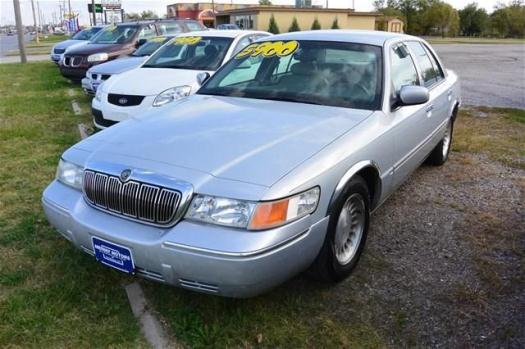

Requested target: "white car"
[{"left": 91, "top": 30, "right": 271, "bottom": 129}]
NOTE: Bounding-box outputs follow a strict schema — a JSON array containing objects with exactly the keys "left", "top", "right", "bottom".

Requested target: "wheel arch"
[{"left": 327, "top": 161, "right": 382, "bottom": 215}]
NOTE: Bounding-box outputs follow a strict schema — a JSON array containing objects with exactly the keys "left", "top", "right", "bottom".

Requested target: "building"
[
  {"left": 167, "top": 3, "right": 403, "bottom": 33},
  {"left": 215, "top": 7, "right": 382, "bottom": 32},
  {"left": 376, "top": 16, "right": 404, "bottom": 33},
  {"left": 167, "top": 3, "right": 254, "bottom": 27}
]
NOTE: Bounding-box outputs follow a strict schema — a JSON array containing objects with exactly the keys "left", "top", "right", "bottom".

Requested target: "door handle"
[
  {"left": 447, "top": 90, "right": 453, "bottom": 101},
  {"left": 425, "top": 104, "right": 434, "bottom": 117}
]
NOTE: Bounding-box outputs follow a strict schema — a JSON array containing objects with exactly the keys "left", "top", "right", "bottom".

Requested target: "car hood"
[
  {"left": 53, "top": 39, "right": 87, "bottom": 50},
  {"left": 75, "top": 95, "right": 373, "bottom": 187},
  {"left": 89, "top": 56, "right": 146, "bottom": 75},
  {"left": 102, "top": 67, "right": 210, "bottom": 96},
  {"left": 65, "top": 42, "right": 132, "bottom": 56}
]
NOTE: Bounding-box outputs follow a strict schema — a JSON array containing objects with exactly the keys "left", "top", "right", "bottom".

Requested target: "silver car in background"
[{"left": 42, "top": 30, "right": 460, "bottom": 298}]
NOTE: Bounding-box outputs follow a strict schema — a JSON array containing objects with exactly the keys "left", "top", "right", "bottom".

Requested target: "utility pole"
[
  {"left": 31, "top": 0, "right": 39, "bottom": 43},
  {"left": 13, "top": 0, "right": 27, "bottom": 63},
  {"left": 211, "top": 0, "right": 216, "bottom": 28},
  {"left": 92, "top": 0, "right": 97, "bottom": 25}
]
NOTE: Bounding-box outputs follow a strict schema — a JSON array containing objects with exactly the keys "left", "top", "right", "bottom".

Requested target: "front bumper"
[
  {"left": 42, "top": 180, "right": 328, "bottom": 298},
  {"left": 81, "top": 77, "right": 95, "bottom": 95},
  {"left": 92, "top": 93, "right": 155, "bottom": 128},
  {"left": 59, "top": 66, "right": 88, "bottom": 81}
]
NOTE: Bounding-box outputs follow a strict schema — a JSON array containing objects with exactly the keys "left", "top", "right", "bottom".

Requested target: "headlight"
[
  {"left": 87, "top": 52, "right": 108, "bottom": 63},
  {"left": 185, "top": 187, "right": 320, "bottom": 230},
  {"left": 186, "top": 195, "right": 256, "bottom": 228},
  {"left": 249, "top": 187, "right": 320, "bottom": 230},
  {"left": 152, "top": 86, "right": 191, "bottom": 107},
  {"left": 56, "top": 159, "right": 84, "bottom": 190}
]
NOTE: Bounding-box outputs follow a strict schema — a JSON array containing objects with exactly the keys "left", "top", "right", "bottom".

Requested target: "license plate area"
[{"left": 92, "top": 236, "right": 135, "bottom": 274}]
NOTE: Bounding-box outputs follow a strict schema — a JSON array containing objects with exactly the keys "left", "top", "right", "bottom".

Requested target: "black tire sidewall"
[{"left": 320, "top": 176, "right": 370, "bottom": 281}]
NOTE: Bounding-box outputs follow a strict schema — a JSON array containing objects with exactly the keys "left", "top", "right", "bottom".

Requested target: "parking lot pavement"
[
  {"left": 434, "top": 44, "right": 525, "bottom": 109},
  {"left": 0, "top": 54, "right": 49, "bottom": 64}
]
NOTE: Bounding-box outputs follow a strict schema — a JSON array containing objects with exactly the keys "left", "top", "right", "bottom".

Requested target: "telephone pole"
[
  {"left": 13, "top": 0, "right": 27, "bottom": 63},
  {"left": 92, "top": 0, "right": 96, "bottom": 25},
  {"left": 31, "top": 0, "right": 39, "bottom": 43}
]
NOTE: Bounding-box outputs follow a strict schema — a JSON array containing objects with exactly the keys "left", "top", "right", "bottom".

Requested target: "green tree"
[
  {"left": 126, "top": 10, "right": 158, "bottom": 20},
  {"left": 425, "top": 1, "right": 459, "bottom": 37},
  {"left": 311, "top": 18, "right": 321, "bottom": 30},
  {"left": 490, "top": 1, "right": 525, "bottom": 38},
  {"left": 268, "top": 14, "right": 280, "bottom": 34},
  {"left": 259, "top": 0, "right": 272, "bottom": 5},
  {"left": 459, "top": 3, "right": 489, "bottom": 36},
  {"left": 331, "top": 18, "right": 340, "bottom": 29},
  {"left": 288, "top": 17, "right": 301, "bottom": 32}
]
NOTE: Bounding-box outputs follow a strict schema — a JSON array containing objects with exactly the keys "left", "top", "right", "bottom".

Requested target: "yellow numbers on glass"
[
  {"left": 235, "top": 41, "right": 300, "bottom": 59},
  {"left": 173, "top": 36, "right": 202, "bottom": 45},
  {"left": 149, "top": 36, "right": 166, "bottom": 43}
]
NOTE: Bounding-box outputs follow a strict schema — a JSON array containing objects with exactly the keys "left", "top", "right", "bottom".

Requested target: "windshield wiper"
[{"left": 263, "top": 95, "right": 324, "bottom": 105}]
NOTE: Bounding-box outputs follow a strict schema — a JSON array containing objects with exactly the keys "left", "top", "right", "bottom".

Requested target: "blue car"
[
  {"left": 50, "top": 26, "right": 105, "bottom": 64},
  {"left": 81, "top": 36, "right": 172, "bottom": 95}
]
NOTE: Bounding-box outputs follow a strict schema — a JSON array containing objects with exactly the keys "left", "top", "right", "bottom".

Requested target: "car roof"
[
  {"left": 266, "top": 30, "right": 418, "bottom": 46},
  {"left": 178, "top": 30, "right": 270, "bottom": 38}
]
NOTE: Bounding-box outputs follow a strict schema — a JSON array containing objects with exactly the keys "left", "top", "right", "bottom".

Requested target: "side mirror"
[
  {"left": 397, "top": 85, "right": 429, "bottom": 107},
  {"left": 196, "top": 72, "right": 210, "bottom": 86},
  {"left": 135, "top": 38, "right": 147, "bottom": 48}
]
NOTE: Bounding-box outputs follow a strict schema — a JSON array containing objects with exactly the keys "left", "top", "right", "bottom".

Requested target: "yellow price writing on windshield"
[
  {"left": 173, "top": 36, "right": 202, "bottom": 45},
  {"left": 235, "top": 41, "right": 300, "bottom": 59},
  {"left": 149, "top": 36, "right": 166, "bottom": 43}
]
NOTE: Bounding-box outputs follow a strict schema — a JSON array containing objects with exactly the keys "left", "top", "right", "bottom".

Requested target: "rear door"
[{"left": 406, "top": 41, "right": 450, "bottom": 138}]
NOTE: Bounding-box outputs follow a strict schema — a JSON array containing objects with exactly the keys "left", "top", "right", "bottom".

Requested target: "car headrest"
[
  {"left": 293, "top": 48, "right": 323, "bottom": 63},
  {"left": 290, "top": 62, "right": 315, "bottom": 76},
  {"left": 204, "top": 45, "right": 218, "bottom": 57}
]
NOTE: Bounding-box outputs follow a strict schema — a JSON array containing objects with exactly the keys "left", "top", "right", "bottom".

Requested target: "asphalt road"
[
  {"left": 0, "top": 33, "right": 32, "bottom": 57},
  {"left": 434, "top": 44, "right": 525, "bottom": 109}
]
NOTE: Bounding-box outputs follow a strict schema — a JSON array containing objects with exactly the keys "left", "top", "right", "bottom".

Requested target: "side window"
[
  {"left": 390, "top": 43, "right": 419, "bottom": 94},
  {"left": 158, "top": 23, "right": 183, "bottom": 35},
  {"left": 232, "top": 36, "right": 252, "bottom": 55},
  {"left": 219, "top": 56, "right": 263, "bottom": 87},
  {"left": 139, "top": 25, "right": 156, "bottom": 39},
  {"left": 185, "top": 21, "right": 205, "bottom": 31},
  {"left": 407, "top": 41, "right": 438, "bottom": 88},
  {"left": 422, "top": 44, "right": 445, "bottom": 81}
]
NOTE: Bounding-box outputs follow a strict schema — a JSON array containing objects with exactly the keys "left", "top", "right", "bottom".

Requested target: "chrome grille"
[{"left": 83, "top": 170, "right": 181, "bottom": 226}]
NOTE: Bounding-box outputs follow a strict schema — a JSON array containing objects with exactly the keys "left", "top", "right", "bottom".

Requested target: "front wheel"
[
  {"left": 310, "top": 176, "right": 370, "bottom": 282},
  {"left": 426, "top": 120, "right": 453, "bottom": 166}
]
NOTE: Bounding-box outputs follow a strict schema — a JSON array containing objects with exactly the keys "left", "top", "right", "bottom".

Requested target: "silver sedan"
[{"left": 42, "top": 30, "right": 460, "bottom": 298}]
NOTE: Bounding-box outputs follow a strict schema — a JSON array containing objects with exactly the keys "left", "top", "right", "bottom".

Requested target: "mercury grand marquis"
[{"left": 42, "top": 30, "right": 461, "bottom": 298}]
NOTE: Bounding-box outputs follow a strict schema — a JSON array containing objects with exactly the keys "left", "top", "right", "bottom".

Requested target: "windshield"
[
  {"left": 142, "top": 36, "right": 233, "bottom": 71},
  {"left": 198, "top": 40, "right": 383, "bottom": 110},
  {"left": 91, "top": 25, "right": 138, "bottom": 44},
  {"left": 131, "top": 37, "right": 170, "bottom": 57},
  {"left": 72, "top": 27, "right": 102, "bottom": 40}
]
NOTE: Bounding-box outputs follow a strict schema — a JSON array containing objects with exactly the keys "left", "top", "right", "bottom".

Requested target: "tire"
[
  {"left": 426, "top": 119, "right": 453, "bottom": 166},
  {"left": 310, "top": 175, "right": 370, "bottom": 282}
]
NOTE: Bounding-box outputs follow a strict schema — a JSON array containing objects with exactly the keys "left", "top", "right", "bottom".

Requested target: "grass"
[
  {"left": 0, "top": 62, "right": 147, "bottom": 348},
  {"left": 426, "top": 36, "right": 525, "bottom": 44},
  {"left": 453, "top": 107, "right": 525, "bottom": 169}
]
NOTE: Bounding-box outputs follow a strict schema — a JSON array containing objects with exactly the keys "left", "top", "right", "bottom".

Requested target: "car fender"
[{"left": 327, "top": 160, "right": 382, "bottom": 215}]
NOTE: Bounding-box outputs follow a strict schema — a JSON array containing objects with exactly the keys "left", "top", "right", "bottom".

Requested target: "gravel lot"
[
  {"left": 434, "top": 44, "right": 525, "bottom": 109},
  {"left": 281, "top": 151, "right": 524, "bottom": 347}
]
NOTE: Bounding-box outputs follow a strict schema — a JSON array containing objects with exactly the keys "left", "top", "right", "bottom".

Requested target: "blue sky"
[{"left": 0, "top": 0, "right": 506, "bottom": 26}]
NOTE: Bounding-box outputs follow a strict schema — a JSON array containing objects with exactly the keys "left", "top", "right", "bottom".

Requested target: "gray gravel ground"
[
  {"left": 339, "top": 152, "right": 524, "bottom": 347},
  {"left": 280, "top": 150, "right": 524, "bottom": 347},
  {"left": 434, "top": 44, "right": 525, "bottom": 109}
]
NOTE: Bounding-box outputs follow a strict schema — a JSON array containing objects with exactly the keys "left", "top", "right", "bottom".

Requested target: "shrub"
[
  {"left": 288, "top": 17, "right": 301, "bottom": 32},
  {"left": 268, "top": 14, "right": 280, "bottom": 34},
  {"left": 311, "top": 18, "right": 321, "bottom": 30}
]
